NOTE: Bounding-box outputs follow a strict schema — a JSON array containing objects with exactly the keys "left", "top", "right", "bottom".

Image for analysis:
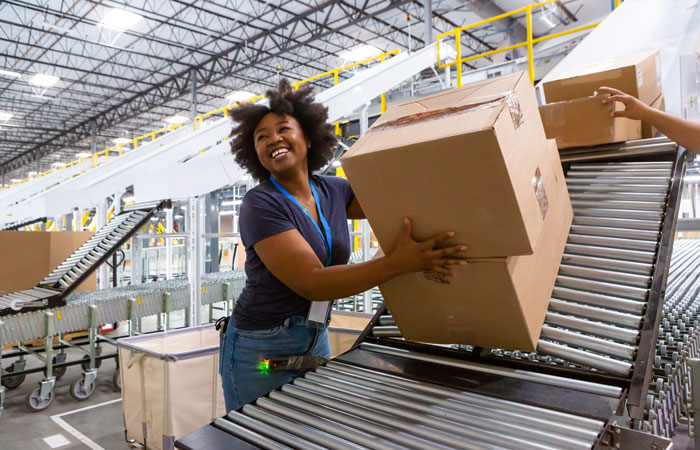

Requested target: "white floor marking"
[
  {"left": 43, "top": 434, "right": 71, "bottom": 448},
  {"left": 50, "top": 399, "right": 122, "bottom": 450}
]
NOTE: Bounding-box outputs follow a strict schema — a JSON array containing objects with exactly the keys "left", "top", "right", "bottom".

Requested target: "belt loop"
[{"left": 284, "top": 317, "right": 291, "bottom": 329}]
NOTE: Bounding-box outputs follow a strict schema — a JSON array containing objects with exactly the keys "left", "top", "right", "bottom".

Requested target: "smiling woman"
[{"left": 218, "top": 79, "right": 468, "bottom": 413}]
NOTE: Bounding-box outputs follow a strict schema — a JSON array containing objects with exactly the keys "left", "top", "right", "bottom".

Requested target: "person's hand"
[
  {"left": 599, "top": 86, "right": 653, "bottom": 120},
  {"left": 387, "top": 217, "right": 468, "bottom": 278}
]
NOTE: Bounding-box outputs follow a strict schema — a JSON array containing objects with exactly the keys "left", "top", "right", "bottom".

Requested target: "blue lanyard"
[{"left": 270, "top": 177, "right": 333, "bottom": 267}]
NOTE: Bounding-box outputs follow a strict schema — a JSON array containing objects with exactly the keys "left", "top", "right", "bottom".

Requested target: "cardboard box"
[
  {"left": 542, "top": 50, "right": 662, "bottom": 105},
  {"left": 342, "top": 72, "right": 550, "bottom": 258},
  {"left": 378, "top": 140, "right": 572, "bottom": 350},
  {"left": 539, "top": 95, "right": 642, "bottom": 149},
  {"left": 642, "top": 93, "right": 665, "bottom": 139},
  {"left": 0, "top": 231, "right": 96, "bottom": 293}
]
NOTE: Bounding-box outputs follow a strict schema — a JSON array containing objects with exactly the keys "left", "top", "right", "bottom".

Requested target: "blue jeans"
[{"left": 219, "top": 316, "right": 331, "bottom": 413}]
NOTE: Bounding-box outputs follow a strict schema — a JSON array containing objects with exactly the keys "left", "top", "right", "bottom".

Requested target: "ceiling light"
[
  {"left": 332, "top": 161, "right": 341, "bottom": 167},
  {"left": 10, "top": 178, "right": 22, "bottom": 183},
  {"left": 113, "top": 137, "right": 131, "bottom": 144},
  {"left": 0, "top": 69, "right": 21, "bottom": 78},
  {"left": 52, "top": 162, "right": 66, "bottom": 167},
  {"left": 338, "top": 44, "right": 382, "bottom": 62},
  {"left": 76, "top": 152, "right": 92, "bottom": 158},
  {"left": 29, "top": 74, "right": 59, "bottom": 88},
  {"left": 100, "top": 8, "right": 143, "bottom": 32},
  {"left": 28, "top": 171, "right": 38, "bottom": 177},
  {"left": 165, "top": 115, "right": 188, "bottom": 124},
  {"left": 0, "top": 112, "right": 13, "bottom": 121},
  {"left": 122, "top": 196, "right": 135, "bottom": 202},
  {"left": 227, "top": 91, "right": 256, "bottom": 103}
]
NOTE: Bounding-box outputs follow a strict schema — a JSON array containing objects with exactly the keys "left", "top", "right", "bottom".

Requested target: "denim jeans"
[{"left": 219, "top": 316, "right": 331, "bottom": 413}]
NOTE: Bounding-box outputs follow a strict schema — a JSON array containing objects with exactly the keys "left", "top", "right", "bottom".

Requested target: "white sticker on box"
[
  {"left": 656, "top": 54, "right": 662, "bottom": 87},
  {"left": 637, "top": 68, "right": 644, "bottom": 88}
]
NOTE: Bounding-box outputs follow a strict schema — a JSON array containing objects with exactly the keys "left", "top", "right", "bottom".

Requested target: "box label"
[
  {"left": 636, "top": 68, "right": 643, "bottom": 88},
  {"left": 532, "top": 167, "right": 549, "bottom": 220}
]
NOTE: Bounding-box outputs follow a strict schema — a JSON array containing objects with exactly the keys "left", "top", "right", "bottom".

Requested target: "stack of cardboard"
[
  {"left": 342, "top": 71, "right": 573, "bottom": 351},
  {"left": 539, "top": 50, "right": 664, "bottom": 149}
]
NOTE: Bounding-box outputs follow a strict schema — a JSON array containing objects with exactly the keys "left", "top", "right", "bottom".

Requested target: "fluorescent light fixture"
[
  {"left": 76, "top": 152, "right": 92, "bottom": 158},
  {"left": 29, "top": 73, "right": 60, "bottom": 88},
  {"left": 52, "top": 162, "right": 66, "bottom": 167},
  {"left": 219, "top": 211, "right": 236, "bottom": 216},
  {"left": 685, "top": 175, "right": 700, "bottom": 183},
  {"left": 332, "top": 161, "right": 341, "bottom": 167},
  {"left": 0, "top": 112, "right": 13, "bottom": 121},
  {"left": 100, "top": 8, "right": 143, "bottom": 32},
  {"left": 0, "top": 69, "right": 21, "bottom": 78},
  {"left": 165, "top": 115, "right": 188, "bottom": 124},
  {"left": 10, "top": 178, "right": 22, "bottom": 183},
  {"left": 122, "top": 196, "right": 135, "bottom": 202},
  {"left": 227, "top": 91, "right": 256, "bottom": 103},
  {"left": 338, "top": 44, "right": 382, "bottom": 62},
  {"left": 221, "top": 200, "right": 242, "bottom": 206},
  {"left": 113, "top": 137, "right": 131, "bottom": 144},
  {"left": 28, "top": 171, "right": 38, "bottom": 177}
]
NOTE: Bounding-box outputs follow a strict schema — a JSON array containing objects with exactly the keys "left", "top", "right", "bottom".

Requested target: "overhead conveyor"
[
  {"left": 0, "top": 200, "right": 170, "bottom": 317},
  {"left": 176, "top": 137, "right": 682, "bottom": 449}
]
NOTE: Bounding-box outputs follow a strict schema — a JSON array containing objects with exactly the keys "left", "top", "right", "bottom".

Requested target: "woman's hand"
[
  {"left": 599, "top": 86, "right": 653, "bottom": 120},
  {"left": 386, "top": 217, "right": 468, "bottom": 278}
]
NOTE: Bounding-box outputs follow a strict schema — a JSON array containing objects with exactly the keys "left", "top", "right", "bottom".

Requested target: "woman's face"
[{"left": 253, "top": 112, "right": 310, "bottom": 178}]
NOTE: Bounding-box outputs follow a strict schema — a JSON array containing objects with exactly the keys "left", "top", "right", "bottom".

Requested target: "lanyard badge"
[{"left": 270, "top": 177, "right": 333, "bottom": 328}]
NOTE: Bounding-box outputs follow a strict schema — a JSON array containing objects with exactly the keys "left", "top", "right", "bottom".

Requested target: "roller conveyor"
[
  {"left": 177, "top": 139, "right": 680, "bottom": 450},
  {"left": 0, "top": 201, "right": 170, "bottom": 317}
]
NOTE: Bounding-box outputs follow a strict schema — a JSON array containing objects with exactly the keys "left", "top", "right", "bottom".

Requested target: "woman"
[{"left": 220, "top": 79, "right": 468, "bottom": 412}]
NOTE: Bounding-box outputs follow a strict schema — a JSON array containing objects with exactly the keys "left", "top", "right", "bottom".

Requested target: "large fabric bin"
[
  {"left": 328, "top": 311, "right": 373, "bottom": 356},
  {"left": 118, "top": 324, "right": 226, "bottom": 450}
]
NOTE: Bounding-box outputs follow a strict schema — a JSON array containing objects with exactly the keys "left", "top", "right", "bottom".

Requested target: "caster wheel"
[
  {"left": 26, "top": 388, "right": 54, "bottom": 412},
  {"left": 70, "top": 378, "right": 96, "bottom": 401},
  {"left": 44, "top": 356, "right": 67, "bottom": 380},
  {"left": 112, "top": 371, "right": 121, "bottom": 392},
  {"left": 2, "top": 367, "right": 25, "bottom": 390},
  {"left": 80, "top": 355, "right": 102, "bottom": 371}
]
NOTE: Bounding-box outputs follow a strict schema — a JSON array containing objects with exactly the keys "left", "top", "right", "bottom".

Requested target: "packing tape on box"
[
  {"left": 532, "top": 167, "right": 549, "bottom": 220},
  {"left": 369, "top": 91, "right": 524, "bottom": 133}
]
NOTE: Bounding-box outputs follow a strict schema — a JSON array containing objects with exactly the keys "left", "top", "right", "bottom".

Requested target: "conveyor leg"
[
  {"left": 689, "top": 359, "right": 700, "bottom": 449},
  {"left": 128, "top": 298, "right": 137, "bottom": 337},
  {"left": 0, "top": 320, "right": 4, "bottom": 418}
]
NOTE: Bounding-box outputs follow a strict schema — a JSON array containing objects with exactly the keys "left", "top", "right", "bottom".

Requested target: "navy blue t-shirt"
[{"left": 232, "top": 175, "right": 355, "bottom": 330}]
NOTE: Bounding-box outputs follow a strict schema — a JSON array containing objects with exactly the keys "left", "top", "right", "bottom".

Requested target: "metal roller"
[
  {"left": 545, "top": 312, "right": 639, "bottom": 344},
  {"left": 539, "top": 325, "right": 636, "bottom": 360},
  {"left": 537, "top": 340, "right": 632, "bottom": 375},
  {"left": 567, "top": 169, "right": 671, "bottom": 178},
  {"left": 557, "top": 264, "right": 650, "bottom": 288},
  {"left": 560, "top": 254, "right": 653, "bottom": 276},
  {"left": 567, "top": 234, "right": 658, "bottom": 253},
  {"left": 232, "top": 407, "right": 360, "bottom": 450},
  {"left": 571, "top": 199, "right": 665, "bottom": 211},
  {"left": 550, "top": 286, "right": 646, "bottom": 316},
  {"left": 572, "top": 215, "right": 661, "bottom": 231},
  {"left": 564, "top": 243, "right": 656, "bottom": 264},
  {"left": 569, "top": 192, "right": 667, "bottom": 202},
  {"left": 555, "top": 275, "right": 648, "bottom": 300},
  {"left": 569, "top": 224, "right": 659, "bottom": 241},
  {"left": 571, "top": 207, "right": 663, "bottom": 221},
  {"left": 372, "top": 326, "right": 402, "bottom": 337},
  {"left": 212, "top": 417, "right": 293, "bottom": 450},
  {"left": 359, "top": 343, "right": 623, "bottom": 398},
  {"left": 566, "top": 176, "right": 670, "bottom": 185},
  {"left": 548, "top": 299, "right": 642, "bottom": 328},
  {"left": 566, "top": 183, "right": 669, "bottom": 194},
  {"left": 377, "top": 315, "right": 395, "bottom": 326},
  {"left": 569, "top": 161, "right": 672, "bottom": 170}
]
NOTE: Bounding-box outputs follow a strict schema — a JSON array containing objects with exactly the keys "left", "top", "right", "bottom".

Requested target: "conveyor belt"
[
  {"left": 0, "top": 217, "right": 48, "bottom": 231},
  {"left": 0, "top": 201, "right": 168, "bottom": 316},
  {"left": 177, "top": 138, "right": 680, "bottom": 450}
]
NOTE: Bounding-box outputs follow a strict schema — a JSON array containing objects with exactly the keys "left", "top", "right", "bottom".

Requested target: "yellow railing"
[
  {"left": 3, "top": 49, "right": 400, "bottom": 191},
  {"left": 437, "top": 0, "right": 598, "bottom": 87},
  {"left": 193, "top": 48, "right": 400, "bottom": 132}
]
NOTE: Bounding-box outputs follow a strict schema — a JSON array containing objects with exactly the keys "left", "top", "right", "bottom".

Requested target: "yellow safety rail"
[
  {"left": 3, "top": 49, "right": 400, "bottom": 191},
  {"left": 437, "top": 0, "right": 598, "bottom": 86},
  {"left": 193, "top": 48, "right": 400, "bottom": 133}
]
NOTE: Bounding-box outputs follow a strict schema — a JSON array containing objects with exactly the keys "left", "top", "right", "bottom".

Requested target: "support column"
[
  {"left": 165, "top": 207, "right": 174, "bottom": 280},
  {"left": 96, "top": 199, "right": 109, "bottom": 289},
  {"left": 423, "top": 0, "right": 433, "bottom": 46},
  {"left": 187, "top": 197, "right": 204, "bottom": 327},
  {"left": 359, "top": 102, "right": 373, "bottom": 312},
  {"left": 90, "top": 121, "right": 97, "bottom": 156},
  {"left": 205, "top": 192, "right": 219, "bottom": 274},
  {"left": 191, "top": 70, "right": 198, "bottom": 122}
]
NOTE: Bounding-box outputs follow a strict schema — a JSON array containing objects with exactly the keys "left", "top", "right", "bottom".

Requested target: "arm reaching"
[
  {"left": 253, "top": 217, "right": 468, "bottom": 302},
  {"left": 599, "top": 86, "right": 700, "bottom": 153}
]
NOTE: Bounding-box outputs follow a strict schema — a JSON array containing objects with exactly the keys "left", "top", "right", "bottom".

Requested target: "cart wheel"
[
  {"left": 80, "top": 355, "right": 102, "bottom": 371},
  {"left": 26, "top": 388, "right": 53, "bottom": 412},
  {"left": 70, "top": 378, "right": 95, "bottom": 401},
  {"left": 44, "top": 356, "right": 67, "bottom": 380},
  {"left": 112, "top": 371, "right": 121, "bottom": 392},
  {"left": 1, "top": 367, "right": 26, "bottom": 390}
]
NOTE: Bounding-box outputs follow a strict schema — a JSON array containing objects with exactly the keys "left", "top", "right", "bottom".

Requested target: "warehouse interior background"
[{"left": 1, "top": 0, "right": 700, "bottom": 449}]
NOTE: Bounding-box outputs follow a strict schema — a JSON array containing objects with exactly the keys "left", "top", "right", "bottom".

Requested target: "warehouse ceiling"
[{"left": 0, "top": 0, "right": 607, "bottom": 182}]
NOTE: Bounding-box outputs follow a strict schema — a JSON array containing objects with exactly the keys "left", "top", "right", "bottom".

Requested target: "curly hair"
[{"left": 229, "top": 79, "right": 337, "bottom": 181}]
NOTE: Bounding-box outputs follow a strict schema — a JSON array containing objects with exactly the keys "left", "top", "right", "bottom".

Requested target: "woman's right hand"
[
  {"left": 599, "top": 86, "right": 653, "bottom": 120},
  {"left": 386, "top": 217, "right": 468, "bottom": 278}
]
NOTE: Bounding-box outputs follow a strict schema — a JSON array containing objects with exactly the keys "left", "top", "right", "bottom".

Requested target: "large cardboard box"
[
  {"left": 378, "top": 140, "right": 572, "bottom": 350},
  {"left": 539, "top": 95, "right": 642, "bottom": 149},
  {"left": 342, "top": 72, "right": 550, "bottom": 258},
  {"left": 542, "top": 50, "right": 662, "bottom": 105},
  {"left": 642, "top": 93, "right": 665, "bottom": 139},
  {"left": 0, "top": 231, "right": 96, "bottom": 293}
]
